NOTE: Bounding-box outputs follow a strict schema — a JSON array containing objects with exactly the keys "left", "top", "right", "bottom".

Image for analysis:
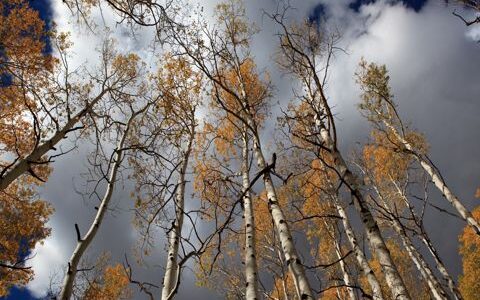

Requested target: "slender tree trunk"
[
  {"left": 241, "top": 127, "right": 260, "bottom": 300},
  {"left": 249, "top": 127, "right": 314, "bottom": 299},
  {"left": 59, "top": 107, "right": 129, "bottom": 300},
  {"left": 393, "top": 221, "right": 449, "bottom": 300},
  {"left": 161, "top": 128, "right": 195, "bottom": 300},
  {"left": 0, "top": 91, "right": 106, "bottom": 191},
  {"left": 420, "top": 235, "right": 462, "bottom": 300},
  {"left": 390, "top": 179, "right": 463, "bottom": 300},
  {"left": 334, "top": 200, "right": 384, "bottom": 300},
  {"left": 329, "top": 223, "right": 358, "bottom": 300},
  {"left": 319, "top": 127, "right": 410, "bottom": 300},
  {"left": 383, "top": 120, "right": 480, "bottom": 235}
]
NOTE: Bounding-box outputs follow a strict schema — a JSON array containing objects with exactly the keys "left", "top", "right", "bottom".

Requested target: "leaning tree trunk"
[
  {"left": 371, "top": 183, "right": 449, "bottom": 300},
  {"left": 391, "top": 219, "right": 449, "bottom": 300},
  {"left": 248, "top": 124, "right": 314, "bottom": 300},
  {"left": 390, "top": 179, "right": 463, "bottom": 300},
  {"left": 0, "top": 90, "right": 107, "bottom": 191},
  {"left": 383, "top": 120, "right": 480, "bottom": 235},
  {"left": 59, "top": 107, "right": 130, "bottom": 300},
  {"left": 161, "top": 128, "right": 195, "bottom": 300},
  {"left": 326, "top": 220, "right": 358, "bottom": 300},
  {"left": 319, "top": 127, "right": 410, "bottom": 300},
  {"left": 241, "top": 127, "right": 261, "bottom": 300},
  {"left": 334, "top": 200, "right": 384, "bottom": 300}
]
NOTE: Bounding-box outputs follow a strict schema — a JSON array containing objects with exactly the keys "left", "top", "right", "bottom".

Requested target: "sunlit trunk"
[
  {"left": 161, "top": 128, "right": 195, "bottom": 300},
  {"left": 241, "top": 127, "right": 261, "bottom": 300}
]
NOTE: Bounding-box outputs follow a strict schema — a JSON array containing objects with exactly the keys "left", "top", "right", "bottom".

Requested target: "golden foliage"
[
  {"left": 459, "top": 206, "right": 480, "bottom": 300},
  {"left": 82, "top": 264, "right": 132, "bottom": 300},
  {"left": 0, "top": 177, "right": 53, "bottom": 296}
]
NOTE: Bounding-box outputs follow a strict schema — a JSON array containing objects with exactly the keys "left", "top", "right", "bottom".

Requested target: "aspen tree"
[
  {"left": 356, "top": 60, "right": 480, "bottom": 235},
  {"left": 60, "top": 97, "right": 152, "bottom": 300},
  {"left": 272, "top": 14, "right": 410, "bottom": 299},
  {"left": 170, "top": 1, "right": 314, "bottom": 298}
]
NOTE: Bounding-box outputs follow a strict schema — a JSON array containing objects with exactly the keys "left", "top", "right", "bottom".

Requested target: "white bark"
[
  {"left": 393, "top": 221, "right": 449, "bottom": 300},
  {"left": 384, "top": 121, "right": 480, "bottom": 235},
  {"left": 250, "top": 130, "right": 314, "bottom": 300},
  {"left": 420, "top": 235, "right": 462, "bottom": 300},
  {"left": 0, "top": 91, "right": 106, "bottom": 191},
  {"left": 329, "top": 222, "right": 358, "bottom": 300},
  {"left": 241, "top": 128, "right": 260, "bottom": 300},
  {"left": 319, "top": 127, "right": 410, "bottom": 300},
  {"left": 334, "top": 200, "right": 384, "bottom": 300},
  {"left": 390, "top": 180, "right": 462, "bottom": 300},
  {"left": 161, "top": 128, "right": 195, "bottom": 300},
  {"left": 59, "top": 108, "right": 130, "bottom": 300}
]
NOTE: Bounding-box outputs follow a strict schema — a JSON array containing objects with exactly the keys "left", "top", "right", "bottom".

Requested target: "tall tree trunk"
[
  {"left": 241, "top": 127, "right": 260, "bottom": 300},
  {"left": 249, "top": 127, "right": 314, "bottom": 299},
  {"left": 334, "top": 200, "right": 384, "bottom": 300},
  {"left": 383, "top": 120, "right": 480, "bottom": 235},
  {"left": 59, "top": 106, "right": 129, "bottom": 300},
  {"left": 0, "top": 91, "right": 106, "bottom": 191},
  {"left": 390, "top": 179, "right": 463, "bottom": 300},
  {"left": 319, "top": 127, "right": 410, "bottom": 300},
  {"left": 328, "top": 221, "right": 358, "bottom": 300},
  {"left": 161, "top": 128, "right": 195, "bottom": 300},
  {"left": 370, "top": 182, "right": 449, "bottom": 300}
]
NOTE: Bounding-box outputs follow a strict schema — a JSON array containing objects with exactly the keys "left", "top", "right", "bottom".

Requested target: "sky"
[{"left": 3, "top": 0, "right": 480, "bottom": 299}]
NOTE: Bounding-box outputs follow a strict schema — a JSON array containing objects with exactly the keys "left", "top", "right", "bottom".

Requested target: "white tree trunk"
[
  {"left": 241, "top": 128, "right": 261, "bottom": 300},
  {"left": 0, "top": 91, "right": 106, "bottom": 191},
  {"left": 383, "top": 121, "right": 480, "bottom": 235},
  {"left": 391, "top": 218, "right": 449, "bottom": 300},
  {"left": 390, "top": 179, "right": 462, "bottom": 300},
  {"left": 161, "top": 128, "right": 195, "bottom": 300},
  {"left": 334, "top": 200, "right": 384, "bottom": 300},
  {"left": 330, "top": 223, "right": 358, "bottom": 300},
  {"left": 319, "top": 127, "right": 410, "bottom": 300},
  {"left": 249, "top": 129, "right": 314, "bottom": 299},
  {"left": 420, "top": 235, "right": 462, "bottom": 300},
  {"left": 59, "top": 108, "right": 129, "bottom": 300}
]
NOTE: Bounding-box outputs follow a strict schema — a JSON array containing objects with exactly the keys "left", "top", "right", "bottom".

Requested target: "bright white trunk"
[
  {"left": 161, "top": 129, "right": 194, "bottom": 300},
  {"left": 384, "top": 121, "right": 480, "bottom": 235},
  {"left": 241, "top": 129, "right": 260, "bottom": 300},
  {"left": 334, "top": 200, "right": 384, "bottom": 300},
  {"left": 250, "top": 130, "right": 314, "bottom": 299},
  {"left": 0, "top": 91, "right": 106, "bottom": 191},
  {"left": 319, "top": 128, "right": 410, "bottom": 300},
  {"left": 330, "top": 224, "right": 358, "bottom": 300},
  {"left": 59, "top": 110, "right": 129, "bottom": 300},
  {"left": 391, "top": 218, "right": 449, "bottom": 300},
  {"left": 391, "top": 180, "right": 462, "bottom": 300}
]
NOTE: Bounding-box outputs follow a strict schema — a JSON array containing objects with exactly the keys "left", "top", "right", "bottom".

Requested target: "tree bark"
[
  {"left": 59, "top": 106, "right": 130, "bottom": 300},
  {"left": 319, "top": 127, "right": 410, "bottom": 300},
  {"left": 161, "top": 127, "right": 195, "bottom": 300},
  {"left": 383, "top": 120, "right": 480, "bottom": 235},
  {"left": 0, "top": 91, "right": 106, "bottom": 191},
  {"left": 241, "top": 127, "right": 261, "bottom": 300},
  {"left": 249, "top": 128, "right": 314, "bottom": 300},
  {"left": 334, "top": 200, "right": 384, "bottom": 300}
]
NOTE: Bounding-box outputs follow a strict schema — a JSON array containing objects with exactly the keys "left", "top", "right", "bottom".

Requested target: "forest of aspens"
[{"left": 1, "top": 0, "right": 480, "bottom": 299}]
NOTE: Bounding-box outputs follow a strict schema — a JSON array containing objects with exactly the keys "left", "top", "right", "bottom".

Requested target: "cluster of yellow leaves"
[
  {"left": 458, "top": 204, "right": 480, "bottom": 300},
  {"left": 360, "top": 240, "right": 429, "bottom": 300},
  {"left": 217, "top": 58, "right": 269, "bottom": 124},
  {"left": 0, "top": 177, "right": 53, "bottom": 296},
  {"left": 82, "top": 264, "right": 132, "bottom": 300},
  {"left": 363, "top": 130, "right": 411, "bottom": 183}
]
